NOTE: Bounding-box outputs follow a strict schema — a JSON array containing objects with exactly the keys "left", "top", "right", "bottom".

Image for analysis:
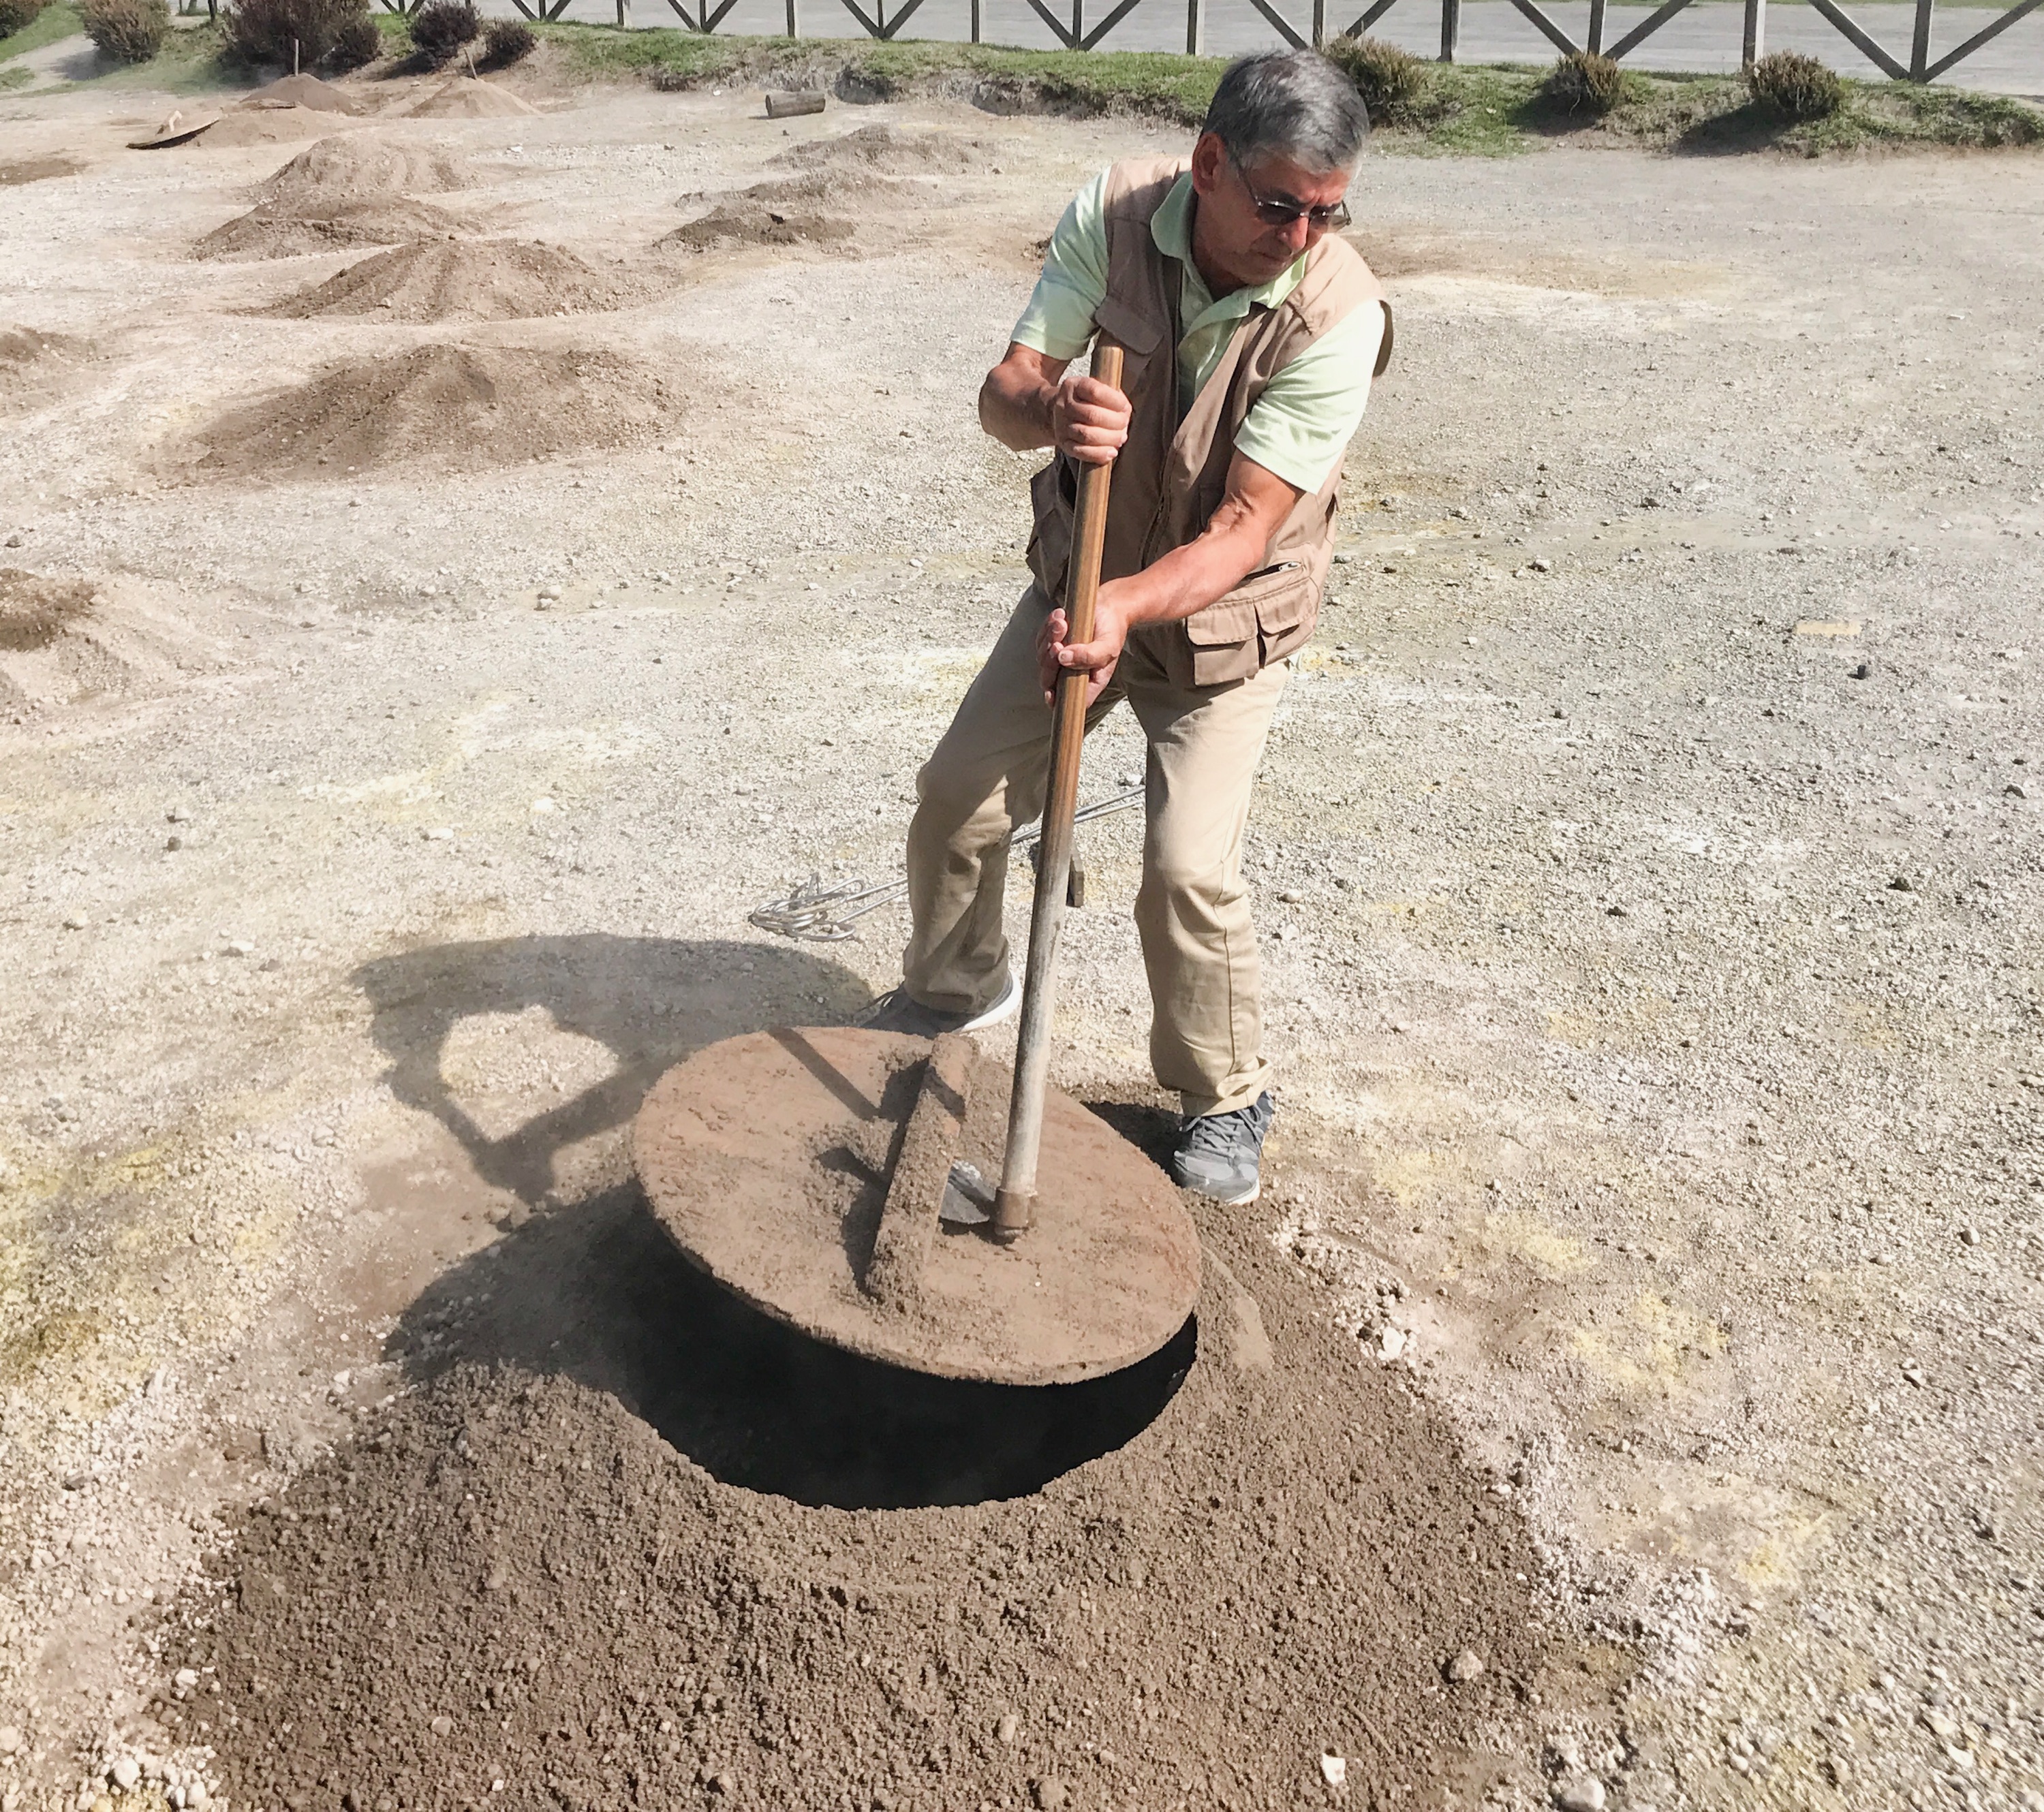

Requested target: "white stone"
[
  {"left": 110, "top": 1759, "right": 140, "bottom": 1792},
  {"left": 1319, "top": 1753, "right": 1347, "bottom": 1788},
  {"left": 1554, "top": 1777, "right": 1606, "bottom": 1812}
]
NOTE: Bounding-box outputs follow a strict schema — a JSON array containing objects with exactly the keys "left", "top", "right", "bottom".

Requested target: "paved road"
[{"left": 501, "top": 0, "right": 2044, "bottom": 97}]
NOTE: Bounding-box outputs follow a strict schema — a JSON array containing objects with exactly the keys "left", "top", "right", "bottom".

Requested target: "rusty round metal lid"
[{"left": 634, "top": 1027, "right": 1201, "bottom": 1386}]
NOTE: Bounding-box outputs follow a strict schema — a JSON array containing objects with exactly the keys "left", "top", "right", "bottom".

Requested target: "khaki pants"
[{"left": 903, "top": 588, "right": 1288, "bottom": 1121}]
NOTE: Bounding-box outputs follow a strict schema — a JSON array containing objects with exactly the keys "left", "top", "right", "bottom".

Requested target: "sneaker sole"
[
  {"left": 955, "top": 976, "right": 1021, "bottom": 1033},
  {"left": 1173, "top": 1172, "right": 1261, "bottom": 1206}
]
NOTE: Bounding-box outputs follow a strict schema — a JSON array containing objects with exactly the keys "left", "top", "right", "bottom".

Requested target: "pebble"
[
  {"left": 174, "top": 1668, "right": 200, "bottom": 1691},
  {"left": 0, "top": 1726, "right": 19, "bottom": 1754},
  {"left": 424, "top": 828, "right": 454, "bottom": 842},
  {"left": 63, "top": 914, "right": 89, "bottom": 931},
  {"left": 1445, "top": 1647, "right": 1485, "bottom": 1683},
  {"left": 1553, "top": 1777, "right": 1607, "bottom": 1812},
  {"left": 1031, "top": 1779, "right": 1068, "bottom": 1810},
  {"left": 110, "top": 1758, "right": 141, "bottom": 1792},
  {"left": 1320, "top": 1752, "right": 1347, "bottom": 1787},
  {"left": 995, "top": 1712, "right": 1020, "bottom": 1745},
  {"left": 709, "top": 1772, "right": 736, "bottom": 1796},
  {"left": 429, "top": 1715, "right": 453, "bottom": 1737},
  {"left": 224, "top": 940, "right": 254, "bottom": 957},
  {"left": 1530, "top": 557, "right": 1553, "bottom": 573},
  {"left": 1901, "top": 1363, "right": 1927, "bottom": 1387}
]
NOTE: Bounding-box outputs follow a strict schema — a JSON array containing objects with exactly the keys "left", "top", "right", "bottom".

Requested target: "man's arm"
[
  {"left": 1039, "top": 450, "right": 1304, "bottom": 703},
  {"left": 980, "top": 343, "right": 1130, "bottom": 466}
]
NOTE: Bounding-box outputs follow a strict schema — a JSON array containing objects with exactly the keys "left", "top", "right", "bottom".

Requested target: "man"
[{"left": 861, "top": 49, "right": 1392, "bottom": 1206}]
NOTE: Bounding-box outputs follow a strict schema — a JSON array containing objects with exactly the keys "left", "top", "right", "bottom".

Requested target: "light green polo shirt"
[{"left": 1011, "top": 169, "right": 1381, "bottom": 495}]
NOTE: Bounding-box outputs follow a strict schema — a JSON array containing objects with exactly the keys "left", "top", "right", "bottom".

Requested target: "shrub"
[
  {"left": 0, "top": 0, "right": 49, "bottom": 39},
  {"left": 1542, "top": 49, "right": 1628, "bottom": 114},
  {"left": 409, "top": 0, "right": 478, "bottom": 62},
  {"left": 223, "top": 0, "right": 372, "bottom": 66},
  {"left": 1323, "top": 34, "right": 1429, "bottom": 129},
  {"left": 1748, "top": 50, "right": 1843, "bottom": 121},
  {"left": 325, "top": 9, "right": 379, "bottom": 67},
  {"left": 479, "top": 16, "right": 532, "bottom": 66},
  {"left": 78, "top": 0, "right": 168, "bottom": 61}
]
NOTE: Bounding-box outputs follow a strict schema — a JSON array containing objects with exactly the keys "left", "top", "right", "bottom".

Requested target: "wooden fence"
[{"left": 467, "top": 0, "right": 2044, "bottom": 83}]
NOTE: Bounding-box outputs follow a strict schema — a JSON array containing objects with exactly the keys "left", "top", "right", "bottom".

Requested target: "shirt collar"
[{"left": 1150, "top": 172, "right": 1307, "bottom": 321}]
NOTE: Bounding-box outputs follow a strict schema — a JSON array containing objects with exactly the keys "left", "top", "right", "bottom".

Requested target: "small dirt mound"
[
  {"left": 0, "top": 326, "right": 89, "bottom": 411},
  {"left": 195, "top": 196, "right": 465, "bottom": 262},
  {"left": 264, "top": 238, "right": 643, "bottom": 323},
  {"left": 0, "top": 155, "right": 84, "bottom": 187},
  {"left": 660, "top": 197, "right": 853, "bottom": 255},
  {"left": 0, "top": 569, "right": 94, "bottom": 653},
  {"left": 407, "top": 75, "right": 540, "bottom": 118},
  {"left": 182, "top": 344, "right": 683, "bottom": 480},
  {"left": 262, "top": 132, "right": 476, "bottom": 208},
  {"left": 159, "top": 1212, "right": 1555, "bottom": 1812},
  {"left": 769, "top": 122, "right": 984, "bottom": 174},
  {"left": 241, "top": 72, "right": 360, "bottom": 114},
  {"left": 187, "top": 106, "right": 362, "bottom": 151}
]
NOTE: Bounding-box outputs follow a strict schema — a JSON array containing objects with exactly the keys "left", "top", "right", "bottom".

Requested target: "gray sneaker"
[
  {"left": 856, "top": 973, "right": 1020, "bottom": 1037},
  {"left": 1171, "top": 1091, "right": 1276, "bottom": 1204}
]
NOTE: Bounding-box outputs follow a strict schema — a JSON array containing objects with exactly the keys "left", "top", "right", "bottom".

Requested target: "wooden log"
[{"left": 765, "top": 89, "right": 826, "bottom": 114}]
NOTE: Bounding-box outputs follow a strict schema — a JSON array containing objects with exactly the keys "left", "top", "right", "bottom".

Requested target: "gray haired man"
[{"left": 863, "top": 49, "right": 1393, "bottom": 1205}]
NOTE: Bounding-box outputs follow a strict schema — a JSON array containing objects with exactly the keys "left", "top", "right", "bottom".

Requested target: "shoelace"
[{"left": 1181, "top": 1102, "right": 1267, "bottom": 1155}]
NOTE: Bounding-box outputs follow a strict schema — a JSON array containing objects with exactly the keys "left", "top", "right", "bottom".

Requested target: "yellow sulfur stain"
[{"left": 1483, "top": 1209, "right": 1592, "bottom": 1278}]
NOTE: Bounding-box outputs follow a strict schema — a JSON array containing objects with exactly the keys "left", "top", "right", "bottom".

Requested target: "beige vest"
[{"left": 1025, "top": 156, "right": 1393, "bottom": 689}]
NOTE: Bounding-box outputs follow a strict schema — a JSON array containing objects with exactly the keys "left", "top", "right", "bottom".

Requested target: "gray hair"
[{"left": 1201, "top": 49, "right": 1371, "bottom": 172}]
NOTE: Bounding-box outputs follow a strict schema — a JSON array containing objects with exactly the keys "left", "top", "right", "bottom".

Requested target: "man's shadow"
[{"left": 352, "top": 935, "right": 1194, "bottom": 1510}]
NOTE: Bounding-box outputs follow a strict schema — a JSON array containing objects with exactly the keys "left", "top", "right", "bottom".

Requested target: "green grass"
[{"left": 0, "top": 0, "right": 82, "bottom": 61}]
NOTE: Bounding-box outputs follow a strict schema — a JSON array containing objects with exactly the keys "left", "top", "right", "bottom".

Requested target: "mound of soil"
[
  {"left": 0, "top": 155, "right": 84, "bottom": 187},
  {"left": 160, "top": 1204, "right": 1557, "bottom": 1812},
  {"left": 183, "top": 344, "right": 683, "bottom": 480},
  {"left": 261, "top": 133, "right": 477, "bottom": 208},
  {"left": 768, "top": 121, "right": 985, "bottom": 174},
  {"left": 660, "top": 197, "right": 854, "bottom": 255},
  {"left": 188, "top": 106, "right": 362, "bottom": 150},
  {"left": 262, "top": 237, "right": 645, "bottom": 324},
  {"left": 0, "top": 326, "right": 88, "bottom": 410},
  {"left": 194, "top": 196, "right": 465, "bottom": 262},
  {"left": 0, "top": 568, "right": 94, "bottom": 653},
  {"left": 241, "top": 72, "right": 360, "bottom": 114},
  {"left": 407, "top": 76, "right": 540, "bottom": 119}
]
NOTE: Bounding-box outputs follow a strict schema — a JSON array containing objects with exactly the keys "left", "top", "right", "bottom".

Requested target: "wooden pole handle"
[{"left": 993, "top": 343, "right": 1125, "bottom": 1241}]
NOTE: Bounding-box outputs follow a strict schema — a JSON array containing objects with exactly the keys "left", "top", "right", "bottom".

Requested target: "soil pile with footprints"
[
  {"left": 660, "top": 191, "right": 856, "bottom": 256},
  {"left": 164, "top": 1206, "right": 1559, "bottom": 1812},
  {"left": 182, "top": 345, "right": 684, "bottom": 479},
  {"left": 196, "top": 135, "right": 481, "bottom": 262},
  {"left": 264, "top": 238, "right": 646, "bottom": 324},
  {"left": 0, "top": 567, "right": 95, "bottom": 653}
]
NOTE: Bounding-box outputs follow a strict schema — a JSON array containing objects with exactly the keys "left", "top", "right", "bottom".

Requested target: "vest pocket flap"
[
  {"left": 1094, "top": 296, "right": 1162, "bottom": 356},
  {"left": 1183, "top": 561, "right": 1314, "bottom": 645}
]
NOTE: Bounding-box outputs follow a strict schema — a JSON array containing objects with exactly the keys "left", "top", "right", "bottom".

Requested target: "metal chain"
[{"left": 749, "top": 785, "right": 1145, "bottom": 942}]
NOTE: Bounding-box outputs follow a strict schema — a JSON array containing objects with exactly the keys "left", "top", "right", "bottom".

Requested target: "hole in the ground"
[{"left": 390, "top": 1184, "right": 1194, "bottom": 1511}]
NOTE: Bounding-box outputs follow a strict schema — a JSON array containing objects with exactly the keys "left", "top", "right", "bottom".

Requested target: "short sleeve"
[
  {"left": 1010, "top": 169, "right": 1112, "bottom": 362},
  {"left": 1231, "top": 302, "right": 1385, "bottom": 495}
]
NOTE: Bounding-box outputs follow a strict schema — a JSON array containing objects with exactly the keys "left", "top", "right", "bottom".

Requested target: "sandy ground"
[{"left": 1, "top": 59, "right": 2042, "bottom": 1812}]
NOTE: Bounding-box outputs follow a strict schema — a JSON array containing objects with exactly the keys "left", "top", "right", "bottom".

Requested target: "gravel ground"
[{"left": 0, "top": 67, "right": 2041, "bottom": 1812}]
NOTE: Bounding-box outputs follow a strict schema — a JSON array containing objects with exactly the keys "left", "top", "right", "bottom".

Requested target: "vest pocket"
[{"left": 1179, "top": 561, "right": 1318, "bottom": 687}]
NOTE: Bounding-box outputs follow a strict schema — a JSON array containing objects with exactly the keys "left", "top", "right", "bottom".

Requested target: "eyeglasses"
[{"left": 1228, "top": 149, "right": 1352, "bottom": 232}]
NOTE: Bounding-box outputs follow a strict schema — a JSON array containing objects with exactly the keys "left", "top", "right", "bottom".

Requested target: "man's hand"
[
  {"left": 980, "top": 343, "right": 1129, "bottom": 462},
  {"left": 1036, "top": 584, "right": 1131, "bottom": 707},
  {"left": 1047, "top": 371, "right": 1131, "bottom": 467}
]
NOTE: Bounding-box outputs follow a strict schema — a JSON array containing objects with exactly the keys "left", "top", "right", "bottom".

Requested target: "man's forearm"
[
  {"left": 978, "top": 363, "right": 1058, "bottom": 452},
  {"left": 1102, "top": 495, "right": 1275, "bottom": 631}
]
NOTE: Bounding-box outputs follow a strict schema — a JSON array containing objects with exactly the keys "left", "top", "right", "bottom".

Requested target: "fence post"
[
  {"left": 1741, "top": 0, "right": 1764, "bottom": 63},
  {"left": 616, "top": 0, "right": 630, "bottom": 28},
  {"left": 786, "top": 0, "right": 798, "bottom": 35},
  {"left": 1070, "top": 0, "right": 1083, "bottom": 44},
  {"left": 1909, "top": 0, "right": 1932, "bottom": 74},
  {"left": 1440, "top": 0, "right": 1460, "bottom": 59},
  {"left": 971, "top": 0, "right": 980, "bottom": 35},
  {"left": 1586, "top": 0, "right": 1605, "bottom": 50},
  {"left": 1311, "top": 0, "right": 1325, "bottom": 42},
  {"left": 1186, "top": 0, "right": 1203, "bottom": 50}
]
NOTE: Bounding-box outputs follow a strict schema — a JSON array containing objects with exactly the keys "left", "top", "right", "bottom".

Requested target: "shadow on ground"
[{"left": 357, "top": 935, "right": 1194, "bottom": 1510}]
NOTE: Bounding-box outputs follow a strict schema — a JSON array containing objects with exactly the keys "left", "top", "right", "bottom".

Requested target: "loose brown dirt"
[
  {"left": 0, "top": 155, "right": 82, "bottom": 186},
  {"left": 178, "top": 344, "right": 686, "bottom": 480},
  {"left": 407, "top": 76, "right": 542, "bottom": 119},
  {"left": 0, "top": 324, "right": 88, "bottom": 410},
  {"left": 193, "top": 197, "right": 469, "bottom": 262},
  {"left": 241, "top": 73, "right": 362, "bottom": 116},
  {"left": 260, "top": 134, "right": 479, "bottom": 209},
  {"left": 0, "top": 568, "right": 94, "bottom": 653},
  {"left": 767, "top": 121, "right": 988, "bottom": 174},
  {"left": 261, "top": 238, "right": 647, "bottom": 324},
  {"left": 185, "top": 106, "right": 363, "bottom": 151},
  {"left": 659, "top": 197, "right": 855, "bottom": 256},
  {"left": 164, "top": 1204, "right": 1549, "bottom": 1812}
]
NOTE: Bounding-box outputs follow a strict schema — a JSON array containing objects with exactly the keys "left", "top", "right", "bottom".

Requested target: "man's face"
[{"left": 1189, "top": 132, "right": 1353, "bottom": 289}]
